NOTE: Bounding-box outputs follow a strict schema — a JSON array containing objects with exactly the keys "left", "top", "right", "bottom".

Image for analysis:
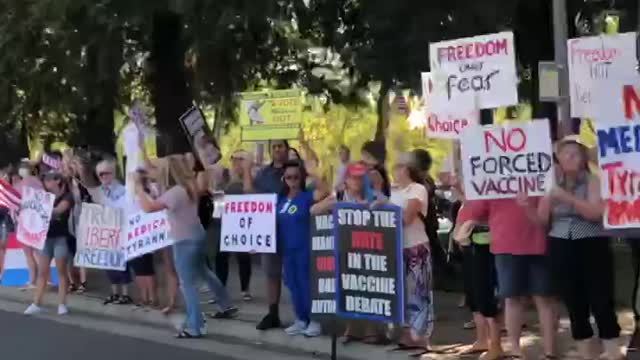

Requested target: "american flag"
[{"left": 0, "top": 178, "right": 21, "bottom": 211}]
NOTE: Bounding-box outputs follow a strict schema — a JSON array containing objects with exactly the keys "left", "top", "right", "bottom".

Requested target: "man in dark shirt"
[{"left": 243, "top": 140, "right": 288, "bottom": 330}]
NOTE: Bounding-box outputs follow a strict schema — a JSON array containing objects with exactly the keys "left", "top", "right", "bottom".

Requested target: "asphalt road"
[{"left": 0, "top": 310, "right": 226, "bottom": 360}]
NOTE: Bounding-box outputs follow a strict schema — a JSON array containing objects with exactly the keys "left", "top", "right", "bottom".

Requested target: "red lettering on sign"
[
  {"left": 316, "top": 256, "right": 335, "bottom": 272},
  {"left": 350, "top": 231, "right": 383, "bottom": 251},
  {"left": 624, "top": 85, "right": 640, "bottom": 121},
  {"left": 484, "top": 127, "right": 527, "bottom": 153}
]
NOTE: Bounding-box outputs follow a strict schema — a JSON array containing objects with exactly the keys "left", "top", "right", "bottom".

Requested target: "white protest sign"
[
  {"left": 460, "top": 119, "right": 554, "bottom": 200},
  {"left": 220, "top": 194, "right": 276, "bottom": 253},
  {"left": 568, "top": 32, "right": 640, "bottom": 119},
  {"left": 429, "top": 31, "right": 518, "bottom": 113},
  {"left": 421, "top": 72, "right": 479, "bottom": 139},
  {"left": 596, "top": 121, "right": 640, "bottom": 229},
  {"left": 125, "top": 210, "right": 173, "bottom": 261},
  {"left": 16, "top": 187, "right": 55, "bottom": 250},
  {"left": 74, "top": 203, "right": 126, "bottom": 270}
]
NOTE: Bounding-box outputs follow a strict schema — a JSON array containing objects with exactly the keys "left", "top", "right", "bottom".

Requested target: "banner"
[
  {"left": 429, "top": 31, "right": 517, "bottom": 113},
  {"left": 239, "top": 90, "right": 302, "bottom": 141},
  {"left": 310, "top": 213, "right": 336, "bottom": 318},
  {"left": 421, "top": 72, "right": 479, "bottom": 139},
  {"left": 220, "top": 194, "right": 277, "bottom": 253},
  {"left": 74, "top": 203, "right": 126, "bottom": 270},
  {"left": 597, "top": 120, "right": 640, "bottom": 229},
  {"left": 16, "top": 187, "right": 55, "bottom": 250},
  {"left": 126, "top": 210, "right": 173, "bottom": 261},
  {"left": 567, "top": 32, "right": 640, "bottom": 119},
  {"left": 334, "top": 204, "right": 404, "bottom": 324},
  {"left": 178, "top": 106, "right": 221, "bottom": 169},
  {"left": 460, "top": 120, "right": 554, "bottom": 200}
]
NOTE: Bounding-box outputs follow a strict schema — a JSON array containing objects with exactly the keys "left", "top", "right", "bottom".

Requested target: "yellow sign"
[{"left": 239, "top": 89, "right": 302, "bottom": 141}]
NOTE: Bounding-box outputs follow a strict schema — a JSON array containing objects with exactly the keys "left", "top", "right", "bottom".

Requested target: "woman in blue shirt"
[{"left": 278, "top": 160, "right": 323, "bottom": 337}]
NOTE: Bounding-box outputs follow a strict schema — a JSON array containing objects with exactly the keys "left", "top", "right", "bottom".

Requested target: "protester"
[
  {"left": 136, "top": 154, "right": 237, "bottom": 338},
  {"left": 24, "top": 168, "right": 73, "bottom": 315},
  {"left": 454, "top": 174, "right": 557, "bottom": 359},
  {"left": 388, "top": 153, "right": 434, "bottom": 353},
  {"left": 454, "top": 212, "right": 503, "bottom": 360},
  {"left": 368, "top": 164, "right": 390, "bottom": 200},
  {"left": 214, "top": 150, "right": 252, "bottom": 301},
  {"left": 16, "top": 160, "right": 42, "bottom": 290},
  {"left": 243, "top": 139, "right": 289, "bottom": 330},
  {"left": 519, "top": 137, "right": 622, "bottom": 360},
  {"left": 62, "top": 154, "right": 88, "bottom": 293},
  {"left": 277, "top": 160, "right": 322, "bottom": 337},
  {"left": 78, "top": 158, "right": 133, "bottom": 305},
  {"left": 334, "top": 145, "right": 351, "bottom": 192}
]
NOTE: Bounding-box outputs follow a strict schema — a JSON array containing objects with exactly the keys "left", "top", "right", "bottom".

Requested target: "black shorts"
[
  {"left": 66, "top": 236, "right": 77, "bottom": 257},
  {"left": 130, "top": 254, "right": 155, "bottom": 276},
  {"left": 471, "top": 243, "right": 499, "bottom": 318}
]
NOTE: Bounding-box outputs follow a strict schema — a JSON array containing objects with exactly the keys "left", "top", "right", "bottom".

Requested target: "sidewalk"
[{"left": 0, "top": 255, "right": 635, "bottom": 359}]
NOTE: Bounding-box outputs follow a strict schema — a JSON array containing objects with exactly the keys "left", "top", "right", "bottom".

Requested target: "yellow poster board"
[{"left": 239, "top": 89, "right": 302, "bottom": 141}]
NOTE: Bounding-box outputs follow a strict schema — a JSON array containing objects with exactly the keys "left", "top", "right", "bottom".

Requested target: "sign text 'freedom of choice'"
[
  {"left": 335, "top": 204, "right": 404, "bottom": 324},
  {"left": 220, "top": 194, "right": 277, "bottom": 253},
  {"left": 461, "top": 120, "right": 554, "bottom": 200}
]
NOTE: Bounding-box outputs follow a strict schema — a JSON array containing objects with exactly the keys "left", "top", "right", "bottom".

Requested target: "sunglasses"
[{"left": 98, "top": 171, "right": 112, "bottom": 177}]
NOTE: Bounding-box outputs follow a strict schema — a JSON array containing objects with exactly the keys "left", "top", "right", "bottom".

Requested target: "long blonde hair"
[{"left": 167, "top": 154, "right": 197, "bottom": 201}]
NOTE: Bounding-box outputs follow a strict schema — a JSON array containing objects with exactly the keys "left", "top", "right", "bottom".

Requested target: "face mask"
[{"left": 18, "top": 168, "right": 31, "bottom": 178}]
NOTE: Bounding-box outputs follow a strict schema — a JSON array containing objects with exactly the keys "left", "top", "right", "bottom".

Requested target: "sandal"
[
  {"left": 76, "top": 282, "right": 86, "bottom": 294},
  {"left": 175, "top": 330, "right": 202, "bottom": 339},
  {"left": 68, "top": 283, "right": 78, "bottom": 293},
  {"left": 117, "top": 295, "right": 134, "bottom": 305},
  {"left": 409, "top": 345, "right": 462, "bottom": 358}
]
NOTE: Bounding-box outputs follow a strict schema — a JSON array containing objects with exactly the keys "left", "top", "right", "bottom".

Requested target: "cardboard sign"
[
  {"left": 429, "top": 31, "right": 518, "bottom": 113},
  {"left": 334, "top": 204, "right": 404, "bottom": 324},
  {"left": 568, "top": 33, "right": 640, "bottom": 119},
  {"left": 421, "top": 72, "right": 479, "bottom": 139},
  {"left": 74, "top": 203, "right": 126, "bottom": 270},
  {"left": 460, "top": 120, "right": 554, "bottom": 200},
  {"left": 178, "top": 106, "right": 221, "bottom": 169},
  {"left": 220, "top": 194, "right": 277, "bottom": 253},
  {"left": 126, "top": 210, "right": 173, "bottom": 261},
  {"left": 310, "top": 213, "right": 336, "bottom": 318},
  {"left": 597, "top": 121, "right": 640, "bottom": 229},
  {"left": 16, "top": 187, "right": 55, "bottom": 250},
  {"left": 239, "top": 90, "right": 302, "bottom": 141}
]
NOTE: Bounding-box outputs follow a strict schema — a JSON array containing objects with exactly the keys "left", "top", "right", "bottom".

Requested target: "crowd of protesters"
[{"left": 0, "top": 129, "right": 632, "bottom": 360}]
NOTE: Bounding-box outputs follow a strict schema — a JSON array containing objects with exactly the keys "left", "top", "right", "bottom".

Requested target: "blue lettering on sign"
[
  {"left": 75, "top": 249, "right": 125, "bottom": 269},
  {"left": 597, "top": 124, "right": 640, "bottom": 158}
]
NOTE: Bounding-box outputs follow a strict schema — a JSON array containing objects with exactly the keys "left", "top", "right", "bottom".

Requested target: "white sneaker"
[
  {"left": 24, "top": 303, "right": 43, "bottom": 315},
  {"left": 200, "top": 315, "right": 208, "bottom": 335},
  {"left": 303, "top": 321, "right": 321, "bottom": 337},
  {"left": 57, "top": 304, "right": 69, "bottom": 315},
  {"left": 285, "top": 320, "right": 307, "bottom": 336}
]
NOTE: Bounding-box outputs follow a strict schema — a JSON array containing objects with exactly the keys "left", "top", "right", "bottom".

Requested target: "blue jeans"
[{"left": 173, "top": 233, "right": 231, "bottom": 334}]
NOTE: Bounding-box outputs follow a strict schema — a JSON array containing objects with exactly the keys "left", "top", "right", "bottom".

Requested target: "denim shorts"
[
  {"left": 494, "top": 254, "right": 552, "bottom": 298},
  {"left": 40, "top": 236, "right": 70, "bottom": 260}
]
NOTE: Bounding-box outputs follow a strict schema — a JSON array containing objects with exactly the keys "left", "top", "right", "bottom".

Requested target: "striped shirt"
[{"left": 548, "top": 172, "right": 602, "bottom": 240}]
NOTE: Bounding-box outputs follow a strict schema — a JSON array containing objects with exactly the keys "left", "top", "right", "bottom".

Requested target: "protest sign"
[
  {"left": 334, "top": 204, "right": 404, "bottom": 324},
  {"left": 597, "top": 120, "right": 640, "bottom": 229},
  {"left": 429, "top": 31, "right": 517, "bottom": 113},
  {"left": 567, "top": 33, "right": 640, "bottom": 119},
  {"left": 460, "top": 120, "right": 554, "bottom": 200},
  {"left": 178, "top": 106, "right": 221, "bottom": 169},
  {"left": 421, "top": 72, "right": 479, "bottom": 139},
  {"left": 220, "top": 194, "right": 277, "bottom": 253},
  {"left": 16, "top": 187, "right": 55, "bottom": 250},
  {"left": 239, "top": 89, "right": 302, "bottom": 141},
  {"left": 310, "top": 213, "right": 336, "bottom": 317},
  {"left": 74, "top": 203, "right": 126, "bottom": 271},
  {"left": 126, "top": 210, "right": 173, "bottom": 261}
]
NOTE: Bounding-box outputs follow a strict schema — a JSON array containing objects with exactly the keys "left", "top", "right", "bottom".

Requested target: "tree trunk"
[
  {"left": 149, "top": 10, "right": 193, "bottom": 157},
  {"left": 374, "top": 80, "right": 391, "bottom": 142}
]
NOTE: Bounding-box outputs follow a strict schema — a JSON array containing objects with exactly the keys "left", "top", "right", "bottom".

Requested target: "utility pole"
[{"left": 552, "top": 0, "right": 573, "bottom": 136}]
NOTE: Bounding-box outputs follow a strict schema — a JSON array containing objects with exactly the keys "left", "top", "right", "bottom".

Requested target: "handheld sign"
[
  {"left": 16, "top": 187, "right": 55, "bottom": 251},
  {"left": 429, "top": 31, "right": 517, "bottom": 113},
  {"left": 220, "top": 194, "right": 277, "bottom": 253},
  {"left": 74, "top": 203, "right": 126, "bottom": 271},
  {"left": 310, "top": 213, "right": 336, "bottom": 318},
  {"left": 460, "top": 119, "right": 554, "bottom": 200},
  {"left": 178, "top": 106, "right": 221, "bottom": 169},
  {"left": 126, "top": 210, "right": 173, "bottom": 261},
  {"left": 597, "top": 120, "right": 640, "bottom": 229},
  {"left": 421, "top": 72, "right": 479, "bottom": 139},
  {"left": 239, "top": 89, "right": 302, "bottom": 141},
  {"left": 334, "top": 203, "right": 404, "bottom": 324}
]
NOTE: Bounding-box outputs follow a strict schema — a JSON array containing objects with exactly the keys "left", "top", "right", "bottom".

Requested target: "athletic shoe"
[
  {"left": 285, "top": 320, "right": 307, "bottom": 336},
  {"left": 58, "top": 304, "right": 69, "bottom": 315},
  {"left": 208, "top": 306, "right": 239, "bottom": 319},
  {"left": 303, "top": 321, "right": 321, "bottom": 337},
  {"left": 24, "top": 303, "right": 43, "bottom": 315}
]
